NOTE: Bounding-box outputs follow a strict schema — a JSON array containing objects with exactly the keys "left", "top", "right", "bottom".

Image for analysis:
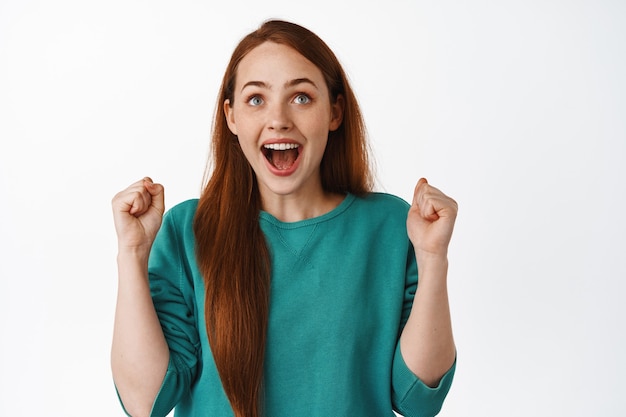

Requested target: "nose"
[{"left": 267, "top": 102, "right": 292, "bottom": 132}]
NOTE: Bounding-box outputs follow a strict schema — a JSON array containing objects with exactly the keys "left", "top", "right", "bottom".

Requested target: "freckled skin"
[{"left": 224, "top": 42, "right": 343, "bottom": 214}]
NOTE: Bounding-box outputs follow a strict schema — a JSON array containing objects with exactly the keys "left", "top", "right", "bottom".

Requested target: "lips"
[{"left": 262, "top": 142, "right": 301, "bottom": 171}]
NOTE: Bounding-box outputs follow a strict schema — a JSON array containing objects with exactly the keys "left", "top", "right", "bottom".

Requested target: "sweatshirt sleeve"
[
  {"left": 147, "top": 205, "right": 202, "bottom": 416},
  {"left": 391, "top": 246, "right": 455, "bottom": 417}
]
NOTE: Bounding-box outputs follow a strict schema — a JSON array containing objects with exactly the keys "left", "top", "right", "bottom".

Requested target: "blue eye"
[
  {"left": 293, "top": 94, "right": 311, "bottom": 104},
  {"left": 247, "top": 96, "right": 264, "bottom": 106}
]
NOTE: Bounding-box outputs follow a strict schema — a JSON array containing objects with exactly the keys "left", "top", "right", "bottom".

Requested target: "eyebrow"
[{"left": 240, "top": 78, "right": 319, "bottom": 92}]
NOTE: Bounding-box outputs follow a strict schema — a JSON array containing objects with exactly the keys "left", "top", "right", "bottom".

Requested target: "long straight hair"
[{"left": 193, "top": 19, "right": 373, "bottom": 417}]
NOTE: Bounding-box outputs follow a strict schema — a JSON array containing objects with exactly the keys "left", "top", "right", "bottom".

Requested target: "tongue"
[{"left": 271, "top": 149, "right": 298, "bottom": 170}]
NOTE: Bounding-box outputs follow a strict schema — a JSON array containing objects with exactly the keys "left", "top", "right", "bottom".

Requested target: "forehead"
[{"left": 235, "top": 42, "right": 326, "bottom": 88}]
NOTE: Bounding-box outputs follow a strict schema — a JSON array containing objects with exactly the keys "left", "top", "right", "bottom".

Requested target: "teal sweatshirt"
[{"left": 127, "top": 193, "right": 455, "bottom": 417}]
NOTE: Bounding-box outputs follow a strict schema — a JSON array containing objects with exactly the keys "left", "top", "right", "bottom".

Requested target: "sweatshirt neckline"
[{"left": 259, "top": 193, "right": 356, "bottom": 229}]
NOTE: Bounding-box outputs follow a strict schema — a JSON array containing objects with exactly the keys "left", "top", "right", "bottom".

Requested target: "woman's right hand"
[
  {"left": 112, "top": 177, "right": 165, "bottom": 254},
  {"left": 111, "top": 177, "right": 170, "bottom": 415}
]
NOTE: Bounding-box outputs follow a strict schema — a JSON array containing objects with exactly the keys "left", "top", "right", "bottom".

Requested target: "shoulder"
[
  {"left": 345, "top": 192, "right": 410, "bottom": 230},
  {"left": 151, "top": 199, "right": 199, "bottom": 254},
  {"left": 164, "top": 198, "right": 199, "bottom": 222},
  {"left": 353, "top": 192, "right": 410, "bottom": 214},
  {"left": 159, "top": 199, "right": 199, "bottom": 240}
]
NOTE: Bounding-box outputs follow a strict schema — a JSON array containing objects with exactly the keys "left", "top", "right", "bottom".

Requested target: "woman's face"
[{"left": 224, "top": 41, "right": 343, "bottom": 203}]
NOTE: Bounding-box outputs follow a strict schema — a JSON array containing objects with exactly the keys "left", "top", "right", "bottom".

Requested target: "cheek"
[
  {"left": 232, "top": 114, "right": 262, "bottom": 140},
  {"left": 233, "top": 127, "right": 259, "bottom": 156},
  {"left": 237, "top": 136, "right": 258, "bottom": 157},
  {"left": 300, "top": 110, "right": 332, "bottom": 135},
  {"left": 305, "top": 124, "right": 330, "bottom": 155}
]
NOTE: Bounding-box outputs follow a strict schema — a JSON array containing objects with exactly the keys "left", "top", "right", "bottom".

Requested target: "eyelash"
[
  {"left": 245, "top": 93, "right": 312, "bottom": 107},
  {"left": 247, "top": 95, "right": 264, "bottom": 106},
  {"left": 293, "top": 93, "right": 311, "bottom": 104}
]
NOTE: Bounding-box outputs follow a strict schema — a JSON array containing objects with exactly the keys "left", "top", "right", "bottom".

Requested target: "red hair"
[{"left": 193, "top": 19, "right": 372, "bottom": 417}]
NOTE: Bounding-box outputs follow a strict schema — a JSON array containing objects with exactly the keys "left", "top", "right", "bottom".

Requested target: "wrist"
[
  {"left": 415, "top": 249, "right": 448, "bottom": 267},
  {"left": 414, "top": 251, "right": 449, "bottom": 286},
  {"left": 117, "top": 245, "right": 152, "bottom": 264}
]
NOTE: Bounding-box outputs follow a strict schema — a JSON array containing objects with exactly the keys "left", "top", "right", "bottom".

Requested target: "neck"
[{"left": 260, "top": 187, "right": 345, "bottom": 223}]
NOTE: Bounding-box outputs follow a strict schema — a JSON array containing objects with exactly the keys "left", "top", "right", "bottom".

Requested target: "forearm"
[
  {"left": 400, "top": 254, "right": 456, "bottom": 387},
  {"left": 111, "top": 251, "right": 170, "bottom": 417}
]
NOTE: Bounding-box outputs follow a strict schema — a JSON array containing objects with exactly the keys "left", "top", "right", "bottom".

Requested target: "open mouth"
[{"left": 263, "top": 143, "right": 301, "bottom": 170}]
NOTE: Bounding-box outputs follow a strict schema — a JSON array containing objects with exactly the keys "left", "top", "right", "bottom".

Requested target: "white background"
[{"left": 1, "top": 1, "right": 625, "bottom": 416}]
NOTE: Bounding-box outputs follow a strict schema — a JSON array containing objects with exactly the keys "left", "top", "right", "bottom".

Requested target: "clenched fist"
[
  {"left": 407, "top": 178, "right": 458, "bottom": 261},
  {"left": 112, "top": 177, "right": 165, "bottom": 255}
]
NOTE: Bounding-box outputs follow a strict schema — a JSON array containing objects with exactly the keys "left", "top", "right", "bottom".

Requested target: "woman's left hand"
[
  {"left": 407, "top": 178, "right": 458, "bottom": 259},
  {"left": 403, "top": 178, "right": 458, "bottom": 385}
]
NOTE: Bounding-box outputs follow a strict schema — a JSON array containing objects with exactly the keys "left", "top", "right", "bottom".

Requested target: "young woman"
[{"left": 111, "top": 19, "right": 457, "bottom": 417}]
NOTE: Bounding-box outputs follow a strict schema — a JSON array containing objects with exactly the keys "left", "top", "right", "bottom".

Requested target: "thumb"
[
  {"left": 411, "top": 177, "right": 428, "bottom": 207},
  {"left": 143, "top": 178, "right": 165, "bottom": 215},
  {"left": 411, "top": 178, "right": 440, "bottom": 221}
]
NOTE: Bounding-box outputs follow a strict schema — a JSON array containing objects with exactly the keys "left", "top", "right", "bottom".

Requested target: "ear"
[
  {"left": 329, "top": 94, "right": 344, "bottom": 132},
  {"left": 224, "top": 99, "right": 237, "bottom": 135}
]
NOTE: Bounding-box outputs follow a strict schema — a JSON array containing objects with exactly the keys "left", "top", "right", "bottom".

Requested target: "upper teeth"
[{"left": 263, "top": 143, "right": 299, "bottom": 151}]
